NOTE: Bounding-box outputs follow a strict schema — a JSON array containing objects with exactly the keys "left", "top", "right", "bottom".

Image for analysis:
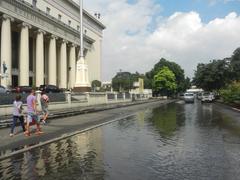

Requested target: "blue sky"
[
  {"left": 155, "top": 0, "right": 240, "bottom": 23},
  {"left": 83, "top": 0, "right": 240, "bottom": 80}
]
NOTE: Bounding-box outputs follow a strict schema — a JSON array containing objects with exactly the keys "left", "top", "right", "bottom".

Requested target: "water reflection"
[
  {"left": 1, "top": 102, "right": 240, "bottom": 180},
  {"left": 0, "top": 129, "right": 105, "bottom": 180},
  {"left": 150, "top": 104, "right": 177, "bottom": 136}
]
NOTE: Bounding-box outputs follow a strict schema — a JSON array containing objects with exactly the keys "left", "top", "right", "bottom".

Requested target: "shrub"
[{"left": 220, "top": 81, "right": 240, "bottom": 103}]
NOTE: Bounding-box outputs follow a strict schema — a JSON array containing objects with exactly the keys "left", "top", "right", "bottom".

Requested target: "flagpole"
[
  {"left": 80, "top": 0, "right": 83, "bottom": 61},
  {"left": 74, "top": 0, "right": 90, "bottom": 91}
]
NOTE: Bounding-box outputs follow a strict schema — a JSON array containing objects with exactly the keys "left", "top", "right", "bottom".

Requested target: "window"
[
  {"left": 77, "top": 25, "right": 80, "bottom": 31},
  {"left": 58, "top": 14, "right": 62, "bottom": 21},
  {"left": 32, "top": 0, "right": 37, "bottom": 7},
  {"left": 46, "top": 7, "right": 50, "bottom": 15},
  {"left": 68, "top": 20, "right": 71, "bottom": 26}
]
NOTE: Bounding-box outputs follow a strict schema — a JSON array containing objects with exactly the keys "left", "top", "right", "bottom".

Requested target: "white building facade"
[{"left": 0, "top": 0, "right": 105, "bottom": 89}]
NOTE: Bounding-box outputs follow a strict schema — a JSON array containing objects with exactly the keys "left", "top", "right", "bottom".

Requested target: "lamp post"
[{"left": 74, "top": 0, "right": 90, "bottom": 91}]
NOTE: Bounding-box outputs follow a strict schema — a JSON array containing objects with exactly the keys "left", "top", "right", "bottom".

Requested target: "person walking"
[
  {"left": 40, "top": 91, "right": 49, "bottom": 124},
  {"left": 10, "top": 95, "right": 26, "bottom": 137},
  {"left": 25, "top": 89, "right": 43, "bottom": 136}
]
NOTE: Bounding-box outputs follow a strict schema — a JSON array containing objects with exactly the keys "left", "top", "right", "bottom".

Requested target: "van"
[{"left": 184, "top": 93, "right": 195, "bottom": 103}]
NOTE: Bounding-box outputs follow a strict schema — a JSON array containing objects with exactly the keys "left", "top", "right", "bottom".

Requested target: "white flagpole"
[
  {"left": 80, "top": 0, "right": 83, "bottom": 60},
  {"left": 74, "top": 0, "right": 90, "bottom": 91}
]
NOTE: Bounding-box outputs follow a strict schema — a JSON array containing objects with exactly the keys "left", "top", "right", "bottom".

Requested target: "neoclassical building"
[{"left": 0, "top": 0, "right": 105, "bottom": 89}]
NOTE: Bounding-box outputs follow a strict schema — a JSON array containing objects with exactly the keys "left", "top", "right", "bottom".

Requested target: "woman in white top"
[{"left": 10, "top": 95, "right": 26, "bottom": 137}]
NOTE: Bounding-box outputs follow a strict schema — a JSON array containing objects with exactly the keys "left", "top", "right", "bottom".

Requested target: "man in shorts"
[{"left": 25, "top": 89, "right": 43, "bottom": 136}]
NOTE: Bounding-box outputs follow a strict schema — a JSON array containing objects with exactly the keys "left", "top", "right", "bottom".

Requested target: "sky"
[{"left": 74, "top": 0, "right": 240, "bottom": 81}]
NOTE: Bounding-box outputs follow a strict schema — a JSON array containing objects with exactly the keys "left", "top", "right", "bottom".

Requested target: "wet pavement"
[{"left": 0, "top": 100, "right": 240, "bottom": 180}]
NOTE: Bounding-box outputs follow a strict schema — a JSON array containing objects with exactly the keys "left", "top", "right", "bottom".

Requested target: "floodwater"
[{"left": 1, "top": 101, "right": 240, "bottom": 180}]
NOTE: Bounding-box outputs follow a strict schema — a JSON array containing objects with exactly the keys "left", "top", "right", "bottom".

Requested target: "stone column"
[
  {"left": 69, "top": 44, "right": 76, "bottom": 89},
  {"left": 59, "top": 40, "right": 67, "bottom": 89},
  {"left": 1, "top": 14, "right": 13, "bottom": 87},
  {"left": 48, "top": 35, "right": 57, "bottom": 85},
  {"left": 35, "top": 29, "right": 45, "bottom": 87},
  {"left": 19, "top": 22, "right": 31, "bottom": 86}
]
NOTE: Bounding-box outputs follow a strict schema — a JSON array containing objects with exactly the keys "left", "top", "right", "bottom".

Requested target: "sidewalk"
[
  {"left": 0, "top": 99, "right": 156, "bottom": 128},
  {"left": 0, "top": 99, "right": 174, "bottom": 160}
]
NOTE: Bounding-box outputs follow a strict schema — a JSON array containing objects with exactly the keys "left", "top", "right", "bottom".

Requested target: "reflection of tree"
[{"left": 150, "top": 105, "right": 177, "bottom": 136}]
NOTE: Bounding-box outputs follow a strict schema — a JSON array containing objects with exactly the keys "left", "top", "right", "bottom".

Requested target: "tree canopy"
[
  {"left": 192, "top": 47, "right": 240, "bottom": 91},
  {"left": 112, "top": 71, "right": 144, "bottom": 92},
  {"left": 193, "top": 59, "right": 232, "bottom": 91},
  {"left": 91, "top": 80, "right": 102, "bottom": 92},
  {"left": 153, "top": 66, "right": 177, "bottom": 96},
  {"left": 145, "top": 58, "right": 189, "bottom": 93},
  {"left": 231, "top": 47, "right": 240, "bottom": 80}
]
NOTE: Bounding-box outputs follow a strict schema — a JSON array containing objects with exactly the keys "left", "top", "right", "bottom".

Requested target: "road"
[{"left": 1, "top": 99, "right": 240, "bottom": 180}]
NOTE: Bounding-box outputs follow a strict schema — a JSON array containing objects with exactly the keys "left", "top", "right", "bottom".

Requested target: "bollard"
[
  {"left": 85, "top": 92, "right": 90, "bottom": 105},
  {"left": 105, "top": 93, "right": 108, "bottom": 104},
  {"left": 36, "top": 90, "right": 42, "bottom": 111},
  {"left": 123, "top": 93, "right": 126, "bottom": 101},
  {"left": 65, "top": 91, "right": 72, "bottom": 105},
  {"left": 114, "top": 92, "right": 118, "bottom": 102}
]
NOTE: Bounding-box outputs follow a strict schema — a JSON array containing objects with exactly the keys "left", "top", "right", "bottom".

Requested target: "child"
[
  {"left": 10, "top": 95, "right": 26, "bottom": 137},
  {"left": 40, "top": 91, "right": 49, "bottom": 124}
]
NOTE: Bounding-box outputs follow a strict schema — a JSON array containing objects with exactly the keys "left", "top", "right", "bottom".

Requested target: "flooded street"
[{"left": 1, "top": 101, "right": 240, "bottom": 180}]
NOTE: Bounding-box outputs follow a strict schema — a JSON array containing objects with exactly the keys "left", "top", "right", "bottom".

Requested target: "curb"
[
  {"left": 0, "top": 114, "right": 135, "bottom": 161},
  {"left": 0, "top": 99, "right": 166, "bottom": 129},
  {"left": 215, "top": 101, "right": 240, "bottom": 113}
]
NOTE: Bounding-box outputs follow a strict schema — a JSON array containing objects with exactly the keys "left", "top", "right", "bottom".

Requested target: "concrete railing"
[{"left": 0, "top": 92, "right": 152, "bottom": 116}]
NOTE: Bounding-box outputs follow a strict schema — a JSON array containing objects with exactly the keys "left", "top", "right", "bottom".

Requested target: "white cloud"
[
  {"left": 78, "top": 0, "right": 240, "bottom": 80},
  {"left": 147, "top": 11, "right": 240, "bottom": 77},
  {"left": 208, "top": 0, "right": 240, "bottom": 6}
]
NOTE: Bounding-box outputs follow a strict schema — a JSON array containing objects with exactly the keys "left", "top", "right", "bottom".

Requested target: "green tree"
[
  {"left": 91, "top": 80, "right": 101, "bottom": 91},
  {"left": 183, "top": 77, "right": 191, "bottom": 90},
  {"left": 220, "top": 81, "right": 240, "bottom": 104},
  {"left": 231, "top": 47, "right": 240, "bottom": 80},
  {"left": 193, "top": 59, "right": 231, "bottom": 91},
  {"left": 146, "top": 58, "right": 186, "bottom": 92},
  {"left": 112, "top": 72, "right": 132, "bottom": 92},
  {"left": 153, "top": 66, "right": 177, "bottom": 96}
]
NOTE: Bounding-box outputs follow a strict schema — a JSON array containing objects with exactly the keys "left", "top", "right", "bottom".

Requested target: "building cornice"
[
  {"left": 0, "top": 0, "right": 96, "bottom": 47},
  {"left": 66, "top": 0, "right": 106, "bottom": 30}
]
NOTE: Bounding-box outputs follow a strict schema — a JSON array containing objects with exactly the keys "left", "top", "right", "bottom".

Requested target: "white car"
[
  {"left": 201, "top": 92, "right": 214, "bottom": 102},
  {"left": 184, "top": 93, "right": 195, "bottom": 103}
]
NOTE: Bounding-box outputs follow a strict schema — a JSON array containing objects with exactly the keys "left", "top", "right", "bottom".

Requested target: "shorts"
[
  {"left": 27, "top": 112, "right": 40, "bottom": 123},
  {"left": 42, "top": 106, "right": 49, "bottom": 114}
]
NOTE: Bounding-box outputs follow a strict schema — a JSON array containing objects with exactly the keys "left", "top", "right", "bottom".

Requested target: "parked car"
[
  {"left": 0, "top": 85, "right": 10, "bottom": 94},
  {"left": 184, "top": 93, "right": 195, "bottom": 103},
  {"left": 39, "top": 85, "right": 62, "bottom": 93},
  {"left": 197, "top": 92, "right": 203, "bottom": 100},
  {"left": 179, "top": 93, "right": 185, "bottom": 100},
  {"left": 201, "top": 92, "right": 214, "bottom": 102},
  {"left": 12, "top": 86, "right": 32, "bottom": 94}
]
